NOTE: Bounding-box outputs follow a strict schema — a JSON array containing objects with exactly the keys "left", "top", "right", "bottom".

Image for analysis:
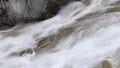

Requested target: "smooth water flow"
[{"left": 0, "top": 0, "right": 120, "bottom": 68}]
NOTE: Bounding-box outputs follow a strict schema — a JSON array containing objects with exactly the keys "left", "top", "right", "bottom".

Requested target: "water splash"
[{"left": 0, "top": 0, "right": 120, "bottom": 68}]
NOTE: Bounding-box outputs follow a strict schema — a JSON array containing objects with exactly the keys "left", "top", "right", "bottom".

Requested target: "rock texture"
[
  {"left": 0, "top": 0, "right": 47, "bottom": 29},
  {"left": 0, "top": 0, "right": 80, "bottom": 29},
  {"left": 102, "top": 60, "right": 112, "bottom": 68}
]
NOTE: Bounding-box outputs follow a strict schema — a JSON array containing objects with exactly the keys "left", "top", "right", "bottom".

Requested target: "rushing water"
[{"left": 0, "top": 0, "right": 120, "bottom": 68}]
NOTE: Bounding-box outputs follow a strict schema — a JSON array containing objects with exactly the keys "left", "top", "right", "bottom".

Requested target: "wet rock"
[
  {"left": 0, "top": 0, "right": 47, "bottom": 29},
  {"left": 19, "top": 48, "right": 35, "bottom": 56},
  {"left": 42, "top": 0, "right": 81, "bottom": 19},
  {"left": 35, "top": 26, "right": 75, "bottom": 53},
  {"left": 102, "top": 60, "right": 112, "bottom": 68},
  {"left": 0, "top": 0, "right": 81, "bottom": 30}
]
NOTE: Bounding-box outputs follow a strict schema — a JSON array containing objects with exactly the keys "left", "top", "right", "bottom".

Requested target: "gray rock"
[{"left": 0, "top": 0, "right": 81, "bottom": 29}]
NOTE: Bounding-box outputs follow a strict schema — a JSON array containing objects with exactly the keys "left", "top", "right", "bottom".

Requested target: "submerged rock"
[
  {"left": 102, "top": 60, "right": 112, "bottom": 68},
  {"left": 0, "top": 0, "right": 80, "bottom": 29}
]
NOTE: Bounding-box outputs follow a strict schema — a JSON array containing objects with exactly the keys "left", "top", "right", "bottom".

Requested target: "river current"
[{"left": 0, "top": 0, "right": 120, "bottom": 68}]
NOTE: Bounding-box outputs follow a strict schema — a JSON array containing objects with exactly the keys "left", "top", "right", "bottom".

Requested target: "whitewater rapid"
[{"left": 0, "top": 0, "right": 120, "bottom": 68}]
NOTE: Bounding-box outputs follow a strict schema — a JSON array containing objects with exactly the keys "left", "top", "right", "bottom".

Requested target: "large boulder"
[
  {"left": 0, "top": 0, "right": 80, "bottom": 29},
  {"left": 0, "top": 0, "right": 47, "bottom": 29}
]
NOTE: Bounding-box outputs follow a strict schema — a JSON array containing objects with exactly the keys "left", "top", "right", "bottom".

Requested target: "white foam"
[{"left": 0, "top": 0, "right": 120, "bottom": 68}]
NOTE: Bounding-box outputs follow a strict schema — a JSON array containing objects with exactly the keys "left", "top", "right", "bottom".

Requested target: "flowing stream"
[{"left": 0, "top": 0, "right": 120, "bottom": 68}]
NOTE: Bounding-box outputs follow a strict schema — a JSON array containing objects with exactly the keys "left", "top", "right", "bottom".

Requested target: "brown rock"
[{"left": 102, "top": 60, "right": 112, "bottom": 68}]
